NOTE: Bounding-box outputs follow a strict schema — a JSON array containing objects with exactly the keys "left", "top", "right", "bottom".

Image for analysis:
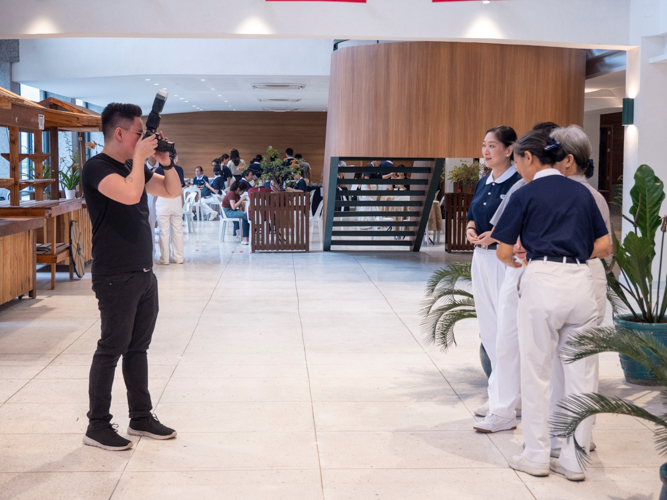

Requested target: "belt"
[
  {"left": 530, "top": 256, "right": 582, "bottom": 265},
  {"left": 475, "top": 243, "right": 498, "bottom": 250}
]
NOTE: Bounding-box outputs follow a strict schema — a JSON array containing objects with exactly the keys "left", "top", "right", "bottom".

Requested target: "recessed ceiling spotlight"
[
  {"left": 201, "top": 79, "right": 205, "bottom": 81},
  {"left": 192, "top": 105, "right": 196, "bottom": 107},
  {"left": 185, "top": 100, "right": 189, "bottom": 102},
  {"left": 218, "top": 95, "right": 221, "bottom": 97},
  {"left": 211, "top": 88, "right": 215, "bottom": 91},
  {"left": 174, "top": 95, "right": 178, "bottom": 97},
  {"left": 145, "top": 78, "right": 151, "bottom": 81},
  {"left": 482, "top": 0, "right": 490, "bottom": 3},
  {"left": 179, "top": 97, "right": 184, "bottom": 100},
  {"left": 224, "top": 100, "right": 228, "bottom": 103},
  {"left": 154, "top": 83, "right": 159, "bottom": 85},
  {"left": 233, "top": 109, "right": 236, "bottom": 111}
]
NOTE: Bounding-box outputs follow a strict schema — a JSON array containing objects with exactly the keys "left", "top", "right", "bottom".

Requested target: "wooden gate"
[
  {"left": 249, "top": 192, "right": 310, "bottom": 252},
  {"left": 443, "top": 193, "right": 474, "bottom": 252}
]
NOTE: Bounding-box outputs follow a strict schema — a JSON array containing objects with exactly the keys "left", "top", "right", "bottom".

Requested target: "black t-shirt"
[{"left": 82, "top": 153, "right": 154, "bottom": 276}]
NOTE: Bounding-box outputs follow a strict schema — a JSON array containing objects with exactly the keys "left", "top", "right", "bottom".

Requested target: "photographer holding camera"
[{"left": 81, "top": 99, "right": 181, "bottom": 451}]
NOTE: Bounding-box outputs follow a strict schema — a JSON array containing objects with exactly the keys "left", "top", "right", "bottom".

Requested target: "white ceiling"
[{"left": 584, "top": 70, "right": 625, "bottom": 113}]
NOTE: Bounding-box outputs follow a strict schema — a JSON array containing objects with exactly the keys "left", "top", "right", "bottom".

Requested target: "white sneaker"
[
  {"left": 549, "top": 458, "right": 585, "bottom": 481},
  {"left": 508, "top": 455, "right": 550, "bottom": 477},
  {"left": 473, "top": 413, "right": 517, "bottom": 433},
  {"left": 474, "top": 402, "right": 489, "bottom": 417}
]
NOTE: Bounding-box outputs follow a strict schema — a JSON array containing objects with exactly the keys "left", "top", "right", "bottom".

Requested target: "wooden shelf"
[
  {"left": 19, "top": 179, "right": 58, "bottom": 190},
  {"left": 0, "top": 178, "right": 12, "bottom": 189},
  {"left": 0, "top": 153, "right": 51, "bottom": 163}
]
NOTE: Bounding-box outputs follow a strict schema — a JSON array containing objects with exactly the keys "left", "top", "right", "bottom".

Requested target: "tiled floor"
[{"left": 0, "top": 222, "right": 663, "bottom": 499}]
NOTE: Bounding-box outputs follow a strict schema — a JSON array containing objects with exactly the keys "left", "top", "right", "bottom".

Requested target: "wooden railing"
[
  {"left": 443, "top": 193, "right": 474, "bottom": 252},
  {"left": 249, "top": 192, "right": 310, "bottom": 252}
]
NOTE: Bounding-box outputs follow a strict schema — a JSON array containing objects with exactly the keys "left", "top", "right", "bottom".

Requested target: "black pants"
[{"left": 88, "top": 270, "right": 159, "bottom": 429}]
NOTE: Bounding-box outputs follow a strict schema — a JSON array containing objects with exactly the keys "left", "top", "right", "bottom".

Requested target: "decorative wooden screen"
[
  {"left": 249, "top": 192, "right": 310, "bottom": 252},
  {"left": 443, "top": 193, "right": 474, "bottom": 252}
]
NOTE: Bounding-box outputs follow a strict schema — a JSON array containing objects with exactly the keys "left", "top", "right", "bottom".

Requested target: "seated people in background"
[
  {"left": 294, "top": 154, "right": 311, "bottom": 182},
  {"left": 363, "top": 160, "right": 382, "bottom": 179},
  {"left": 283, "top": 148, "right": 295, "bottom": 166},
  {"left": 389, "top": 167, "right": 410, "bottom": 191},
  {"left": 227, "top": 149, "right": 246, "bottom": 178},
  {"left": 190, "top": 166, "right": 209, "bottom": 192},
  {"left": 213, "top": 157, "right": 233, "bottom": 189},
  {"left": 238, "top": 169, "right": 255, "bottom": 190},
  {"left": 208, "top": 166, "right": 227, "bottom": 196},
  {"left": 286, "top": 170, "right": 307, "bottom": 192},
  {"left": 248, "top": 155, "right": 262, "bottom": 176},
  {"left": 222, "top": 181, "right": 250, "bottom": 245}
]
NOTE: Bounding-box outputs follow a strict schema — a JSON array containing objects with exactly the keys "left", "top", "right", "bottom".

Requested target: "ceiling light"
[
  {"left": 154, "top": 83, "right": 159, "bottom": 85},
  {"left": 145, "top": 78, "right": 151, "bottom": 81},
  {"left": 211, "top": 88, "right": 215, "bottom": 90},
  {"left": 192, "top": 105, "right": 196, "bottom": 107},
  {"left": 185, "top": 100, "right": 189, "bottom": 102},
  {"left": 201, "top": 79, "right": 205, "bottom": 81},
  {"left": 482, "top": 0, "right": 490, "bottom": 3},
  {"left": 179, "top": 97, "right": 184, "bottom": 100},
  {"left": 218, "top": 95, "right": 222, "bottom": 97},
  {"left": 224, "top": 100, "right": 228, "bottom": 103},
  {"left": 174, "top": 94, "right": 179, "bottom": 97},
  {"left": 252, "top": 83, "right": 305, "bottom": 90}
]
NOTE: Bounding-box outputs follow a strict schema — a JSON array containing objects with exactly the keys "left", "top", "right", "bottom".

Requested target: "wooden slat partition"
[
  {"left": 250, "top": 192, "right": 309, "bottom": 252},
  {"left": 444, "top": 193, "right": 474, "bottom": 253}
]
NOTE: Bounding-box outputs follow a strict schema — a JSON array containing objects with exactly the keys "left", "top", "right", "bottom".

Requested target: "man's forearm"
[
  {"left": 162, "top": 167, "right": 182, "bottom": 198},
  {"left": 128, "top": 153, "right": 147, "bottom": 200}
]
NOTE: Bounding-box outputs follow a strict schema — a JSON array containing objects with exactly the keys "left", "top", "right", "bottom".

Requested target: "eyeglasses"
[{"left": 120, "top": 127, "right": 145, "bottom": 137}]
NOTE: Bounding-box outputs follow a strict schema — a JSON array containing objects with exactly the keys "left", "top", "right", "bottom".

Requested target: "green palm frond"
[
  {"left": 425, "top": 262, "right": 472, "bottom": 295},
  {"left": 562, "top": 327, "right": 667, "bottom": 385},
  {"left": 419, "top": 287, "right": 474, "bottom": 316},
  {"left": 421, "top": 302, "right": 477, "bottom": 350},
  {"left": 551, "top": 393, "right": 667, "bottom": 469}
]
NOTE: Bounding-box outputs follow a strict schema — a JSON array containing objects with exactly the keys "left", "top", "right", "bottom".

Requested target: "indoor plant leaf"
[{"left": 630, "top": 164, "right": 664, "bottom": 242}]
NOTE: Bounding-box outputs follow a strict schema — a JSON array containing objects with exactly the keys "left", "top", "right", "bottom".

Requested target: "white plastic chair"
[
  {"left": 219, "top": 209, "right": 241, "bottom": 243},
  {"left": 183, "top": 186, "right": 202, "bottom": 221},
  {"left": 182, "top": 191, "right": 197, "bottom": 233},
  {"left": 310, "top": 192, "right": 324, "bottom": 246}
]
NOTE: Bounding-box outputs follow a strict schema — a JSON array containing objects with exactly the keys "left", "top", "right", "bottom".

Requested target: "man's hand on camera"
[
  {"left": 135, "top": 133, "right": 157, "bottom": 160},
  {"left": 153, "top": 131, "right": 171, "bottom": 166}
]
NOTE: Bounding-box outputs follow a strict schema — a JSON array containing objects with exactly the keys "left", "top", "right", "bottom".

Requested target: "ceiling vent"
[
  {"left": 252, "top": 83, "right": 306, "bottom": 90},
  {"left": 258, "top": 98, "right": 302, "bottom": 103},
  {"left": 261, "top": 107, "right": 301, "bottom": 112}
]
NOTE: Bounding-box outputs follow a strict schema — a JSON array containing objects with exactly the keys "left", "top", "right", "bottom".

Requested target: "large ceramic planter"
[
  {"left": 479, "top": 343, "right": 492, "bottom": 379},
  {"left": 614, "top": 315, "right": 667, "bottom": 386}
]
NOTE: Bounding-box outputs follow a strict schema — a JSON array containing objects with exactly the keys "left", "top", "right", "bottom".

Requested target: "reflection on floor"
[{"left": 0, "top": 221, "right": 662, "bottom": 499}]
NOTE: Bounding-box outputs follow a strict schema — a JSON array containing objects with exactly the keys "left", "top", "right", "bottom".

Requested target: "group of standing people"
[{"left": 466, "top": 123, "right": 612, "bottom": 482}]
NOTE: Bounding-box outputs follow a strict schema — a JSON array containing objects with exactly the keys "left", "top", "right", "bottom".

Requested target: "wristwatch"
[{"left": 159, "top": 160, "right": 175, "bottom": 170}]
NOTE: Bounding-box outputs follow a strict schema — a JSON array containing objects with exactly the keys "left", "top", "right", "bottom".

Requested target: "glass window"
[{"left": 19, "top": 84, "right": 41, "bottom": 102}]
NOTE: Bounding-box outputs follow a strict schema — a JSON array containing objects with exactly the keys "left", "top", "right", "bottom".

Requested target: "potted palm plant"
[
  {"left": 421, "top": 262, "right": 492, "bottom": 376},
  {"left": 603, "top": 164, "right": 667, "bottom": 385}
]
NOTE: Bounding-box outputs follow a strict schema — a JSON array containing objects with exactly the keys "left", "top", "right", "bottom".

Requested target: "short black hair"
[
  {"left": 532, "top": 122, "right": 560, "bottom": 135},
  {"left": 286, "top": 148, "right": 294, "bottom": 157},
  {"left": 242, "top": 169, "right": 253, "bottom": 178},
  {"left": 195, "top": 166, "right": 203, "bottom": 173},
  {"left": 101, "top": 103, "right": 143, "bottom": 140},
  {"left": 295, "top": 154, "right": 303, "bottom": 160}
]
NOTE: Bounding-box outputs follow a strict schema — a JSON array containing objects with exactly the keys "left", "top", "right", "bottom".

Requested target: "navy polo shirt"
[
  {"left": 192, "top": 175, "right": 210, "bottom": 197},
  {"left": 492, "top": 170, "right": 608, "bottom": 262},
  {"left": 467, "top": 166, "right": 522, "bottom": 234},
  {"left": 364, "top": 163, "right": 383, "bottom": 179},
  {"left": 210, "top": 176, "right": 226, "bottom": 195}
]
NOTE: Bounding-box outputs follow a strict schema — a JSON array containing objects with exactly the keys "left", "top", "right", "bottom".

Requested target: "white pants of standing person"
[
  {"left": 156, "top": 196, "right": 184, "bottom": 265},
  {"left": 471, "top": 246, "right": 506, "bottom": 400},
  {"left": 549, "top": 257, "right": 605, "bottom": 451},
  {"left": 147, "top": 193, "right": 158, "bottom": 258},
  {"left": 198, "top": 199, "right": 219, "bottom": 220},
  {"left": 487, "top": 265, "right": 524, "bottom": 419},
  {"left": 518, "top": 260, "right": 598, "bottom": 474}
]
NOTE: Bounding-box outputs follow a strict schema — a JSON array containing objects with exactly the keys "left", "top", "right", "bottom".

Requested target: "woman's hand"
[
  {"left": 475, "top": 231, "right": 496, "bottom": 246},
  {"left": 466, "top": 227, "right": 479, "bottom": 245},
  {"left": 513, "top": 241, "right": 527, "bottom": 260}
]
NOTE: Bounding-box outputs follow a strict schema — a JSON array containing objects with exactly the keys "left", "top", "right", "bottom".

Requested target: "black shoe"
[
  {"left": 83, "top": 423, "right": 133, "bottom": 451},
  {"left": 128, "top": 413, "right": 177, "bottom": 440}
]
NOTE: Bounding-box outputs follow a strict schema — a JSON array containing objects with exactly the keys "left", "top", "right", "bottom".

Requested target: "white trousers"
[
  {"left": 488, "top": 265, "right": 523, "bottom": 418},
  {"left": 550, "top": 258, "right": 605, "bottom": 449},
  {"left": 471, "top": 246, "right": 506, "bottom": 399},
  {"left": 518, "top": 261, "right": 598, "bottom": 473},
  {"left": 199, "top": 198, "right": 219, "bottom": 220},
  {"left": 156, "top": 196, "right": 184, "bottom": 264},
  {"left": 147, "top": 194, "right": 158, "bottom": 258}
]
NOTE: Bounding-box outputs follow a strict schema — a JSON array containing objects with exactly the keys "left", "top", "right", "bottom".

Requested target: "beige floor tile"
[
  {"left": 313, "top": 401, "right": 473, "bottom": 431},
  {"left": 307, "top": 364, "right": 439, "bottom": 378},
  {"left": 0, "top": 379, "right": 30, "bottom": 404},
  {"left": 152, "top": 402, "right": 315, "bottom": 432},
  {"left": 318, "top": 431, "right": 507, "bottom": 469},
  {"left": 177, "top": 352, "right": 306, "bottom": 365},
  {"left": 310, "top": 376, "right": 458, "bottom": 402},
  {"left": 306, "top": 352, "right": 432, "bottom": 365},
  {"left": 322, "top": 469, "right": 534, "bottom": 500},
  {"left": 35, "top": 364, "right": 175, "bottom": 380},
  {"left": 0, "top": 471, "right": 121, "bottom": 500},
  {"left": 171, "top": 363, "right": 308, "bottom": 379},
  {"left": 126, "top": 432, "right": 319, "bottom": 471},
  {"left": 7, "top": 378, "right": 169, "bottom": 405},
  {"left": 0, "top": 366, "right": 45, "bottom": 379},
  {"left": 160, "top": 377, "right": 311, "bottom": 402},
  {"left": 0, "top": 433, "right": 133, "bottom": 472},
  {"left": 111, "top": 470, "right": 323, "bottom": 500}
]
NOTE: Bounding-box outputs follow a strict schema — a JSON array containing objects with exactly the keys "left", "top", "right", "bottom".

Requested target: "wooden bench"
[{"left": 0, "top": 217, "right": 44, "bottom": 305}]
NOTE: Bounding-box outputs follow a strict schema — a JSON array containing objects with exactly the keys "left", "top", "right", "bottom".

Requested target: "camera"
[{"left": 144, "top": 90, "right": 175, "bottom": 154}]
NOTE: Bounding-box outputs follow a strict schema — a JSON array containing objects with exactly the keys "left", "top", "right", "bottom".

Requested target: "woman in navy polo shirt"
[
  {"left": 466, "top": 126, "right": 522, "bottom": 418},
  {"left": 492, "top": 130, "right": 611, "bottom": 481}
]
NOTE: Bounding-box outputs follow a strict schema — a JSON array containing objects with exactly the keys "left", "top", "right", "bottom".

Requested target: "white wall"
[
  {"left": 0, "top": 0, "right": 631, "bottom": 49},
  {"left": 583, "top": 112, "right": 602, "bottom": 190}
]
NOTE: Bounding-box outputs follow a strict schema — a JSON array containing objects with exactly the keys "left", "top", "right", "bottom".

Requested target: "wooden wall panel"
[
  {"left": 325, "top": 42, "right": 585, "bottom": 162},
  {"left": 156, "top": 111, "right": 328, "bottom": 181}
]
